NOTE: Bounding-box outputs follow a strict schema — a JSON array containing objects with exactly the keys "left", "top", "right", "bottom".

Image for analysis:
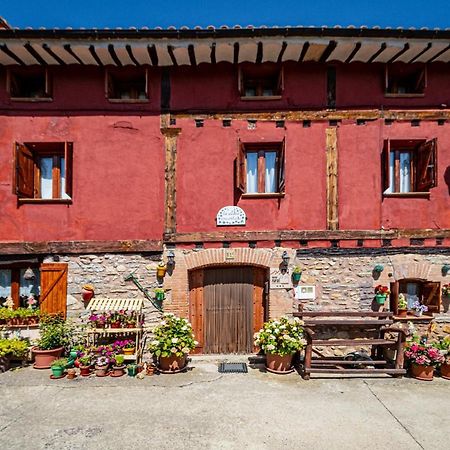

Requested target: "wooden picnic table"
[{"left": 293, "top": 309, "right": 407, "bottom": 380}]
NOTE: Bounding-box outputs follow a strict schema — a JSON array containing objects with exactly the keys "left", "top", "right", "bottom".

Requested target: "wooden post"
[
  {"left": 162, "top": 127, "right": 181, "bottom": 235},
  {"left": 326, "top": 127, "right": 339, "bottom": 230}
]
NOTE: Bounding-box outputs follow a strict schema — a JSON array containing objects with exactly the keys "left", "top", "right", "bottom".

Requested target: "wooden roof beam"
[
  {"left": 167, "top": 45, "right": 178, "bottom": 66},
  {"left": 256, "top": 41, "right": 263, "bottom": 64},
  {"left": 125, "top": 44, "right": 140, "bottom": 66},
  {"left": 108, "top": 44, "right": 122, "bottom": 66},
  {"left": 320, "top": 40, "right": 338, "bottom": 63},
  {"left": 23, "top": 43, "right": 47, "bottom": 65},
  {"left": 427, "top": 43, "right": 450, "bottom": 63},
  {"left": 277, "top": 41, "right": 287, "bottom": 63},
  {"left": 388, "top": 43, "right": 410, "bottom": 63},
  {"left": 0, "top": 44, "right": 25, "bottom": 65},
  {"left": 64, "top": 44, "right": 84, "bottom": 64},
  {"left": 188, "top": 44, "right": 197, "bottom": 66},
  {"left": 367, "top": 43, "right": 387, "bottom": 63},
  {"left": 88, "top": 45, "right": 102, "bottom": 65},
  {"left": 210, "top": 42, "right": 216, "bottom": 64},
  {"left": 345, "top": 42, "right": 361, "bottom": 63},
  {"left": 42, "top": 44, "right": 66, "bottom": 65},
  {"left": 147, "top": 44, "right": 159, "bottom": 66},
  {"left": 298, "top": 42, "right": 310, "bottom": 62}
]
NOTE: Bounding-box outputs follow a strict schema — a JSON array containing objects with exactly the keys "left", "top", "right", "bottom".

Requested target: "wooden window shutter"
[
  {"left": 278, "top": 138, "right": 286, "bottom": 193},
  {"left": 14, "top": 142, "right": 34, "bottom": 198},
  {"left": 422, "top": 282, "right": 441, "bottom": 313},
  {"left": 416, "top": 138, "right": 437, "bottom": 191},
  {"left": 277, "top": 66, "right": 284, "bottom": 94},
  {"left": 105, "top": 70, "right": 114, "bottom": 98},
  {"left": 144, "top": 68, "right": 149, "bottom": 99},
  {"left": 390, "top": 281, "right": 399, "bottom": 315},
  {"left": 39, "top": 263, "right": 68, "bottom": 318},
  {"left": 382, "top": 139, "right": 391, "bottom": 193},
  {"left": 236, "top": 139, "right": 246, "bottom": 192},
  {"left": 64, "top": 142, "right": 73, "bottom": 198},
  {"left": 44, "top": 67, "right": 52, "bottom": 97},
  {"left": 238, "top": 67, "right": 244, "bottom": 95},
  {"left": 416, "top": 66, "right": 427, "bottom": 92}
]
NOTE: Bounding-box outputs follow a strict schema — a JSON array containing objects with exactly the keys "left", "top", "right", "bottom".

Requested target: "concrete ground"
[{"left": 0, "top": 357, "right": 449, "bottom": 450}]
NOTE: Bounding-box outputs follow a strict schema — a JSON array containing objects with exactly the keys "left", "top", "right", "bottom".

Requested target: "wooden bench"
[{"left": 293, "top": 310, "right": 407, "bottom": 380}]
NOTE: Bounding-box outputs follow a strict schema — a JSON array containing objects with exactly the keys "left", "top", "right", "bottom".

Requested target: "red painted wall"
[{"left": 0, "top": 115, "right": 164, "bottom": 241}]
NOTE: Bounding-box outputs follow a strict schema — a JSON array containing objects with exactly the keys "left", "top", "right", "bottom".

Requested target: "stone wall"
[{"left": 44, "top": 253, "right": 164, "bottom": 327}]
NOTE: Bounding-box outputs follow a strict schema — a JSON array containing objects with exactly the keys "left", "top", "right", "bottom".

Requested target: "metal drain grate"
[{"left": 218, "top": 362, "right": 248, "bottom": 373}]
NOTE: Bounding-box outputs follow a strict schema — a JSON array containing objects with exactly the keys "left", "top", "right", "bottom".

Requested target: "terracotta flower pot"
[
  {"left": 158, "top": 354, "right": 187, "bottom": 372},
  {"left": 67, "top": 368, "right": 77, "bottom": 379},
  {"left": 411, "top": 363, "right": 434, "bottom": 381},
  {"left": 95, "top": 365, "right": 109, "bottom": 377},
  {"left": 440, "top": 362, "right": 450, "bottom": 380},
  {"left": 32, "top": 346, "right": 64, "bottom": 369},
  {"left": 110, "top": 322, "right": 121, "bottom": 329},
  {"left": 110, "top": 365, "right": 125, "bottom": 377},
  {"left": 81, "top": 289, "right": 94, "bottom": 302},
  {"left": 0, "top": 355, "right": 11, "bottom": 373},
  {"left": 265, "top": 353, "right": 294, "bottom": 374},
  {"left": 397, "top": 309, "right": 407, "bottom": 317},
  {"left": 79, "top": 365, "right": 92, "bottom": 377}
]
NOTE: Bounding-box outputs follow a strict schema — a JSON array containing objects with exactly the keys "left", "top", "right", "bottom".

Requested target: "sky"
[{"left": 1, "top": 0, "right": 450, "bottom": 29}]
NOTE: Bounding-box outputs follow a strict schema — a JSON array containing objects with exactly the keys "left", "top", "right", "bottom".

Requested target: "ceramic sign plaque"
[
  {"left": 216, "top": 206, "right": 246, "bottom": 226},
  {"left": 270, "top": 268, "right": 292, "bottom": 289},
  {"left": 294, "top": 285, "right": 316, "bottom": 300}
]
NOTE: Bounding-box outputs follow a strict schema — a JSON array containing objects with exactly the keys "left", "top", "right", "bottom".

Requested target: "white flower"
[
  {"left": 266, "top": 344, "right": 275, "bottom": 351},
  {"left": 283, "top": 335, "right": 291, "bottom": 340},
  {"left": 183, "top": 318, "right": 189, "bottom": 323},
  {"left": 171, "top": 347, "right": 177, "bottom": 353},
  {"left": 151, "top": 340, "right": 160, "bottom": 346},
  {"left": 171, "top": 338, "right": 179, "bottom": 343},
  {"left": 165, "top": 312, "right": 175, "bottom": 317},
  {"left": 269, "top": 335, "right": 276, "bottom": 340},
  {"left": 279, "top": 325, "right": 286, "bottom": 330},
  {"left": 194, "top": 340, "right": 199, "bottom": 346},
  {"left": 160, "top": 320, "right": 166, "bottom": 326},
  {"left": 274, "top": 328, "right": 280, "bottom": 334},
  {"left": 181, "top": 347, "right": 190, "bottom": 353},
  {"left": 182, "top": 326, "right": 187, "bottom": 331}
]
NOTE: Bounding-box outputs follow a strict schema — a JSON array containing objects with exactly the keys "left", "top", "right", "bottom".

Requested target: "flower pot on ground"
[
  {"left": 94, "top": 356, "right": 110, "bottom": 377},
  {"left": 404, "top": 342, "right": 444, "bottom": 381},
  {"left": 67, "top": 368, "right": 77, "bottom": 379},
  {"left": 254, "top": 316, "right": 306, "bottom": 374},
  {"left": 435, "top": 336, "right": 450, "bottom": 380},
  {"left": 148, "top": 313, "right": 197, "bottom": 373},
  {"left": 50, "top": 358, "right": 68, "bottom": 378},
  {"left": 127, "top": 364, "right": 137, "bottom": 377},
  {"left": 78, "top": 355, "right": 92, "bottom": 376},
  {"left": 111, "top": 354, "right": 125, "bottom": 377},
  {"left": 32, "top": 314, "right": 73, "bottom": 369}
]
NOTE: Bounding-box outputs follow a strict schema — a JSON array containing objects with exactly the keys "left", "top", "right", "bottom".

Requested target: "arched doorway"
[{"left": 189, "top": 265, "right": 267, "bottom": 354}]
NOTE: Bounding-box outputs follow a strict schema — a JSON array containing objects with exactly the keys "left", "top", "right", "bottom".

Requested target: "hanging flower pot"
[
  {"left": 81, "top": 284, "right": 95, "bottom": 302},
  {"left": 154, "top": 289, "right": 165, "bottom": 301},
  {"left": 156, "top": 263, "right": 167, "bottom": 278},
  {"left": 375, "top": 294, "right": 387, "bottom": 305}
]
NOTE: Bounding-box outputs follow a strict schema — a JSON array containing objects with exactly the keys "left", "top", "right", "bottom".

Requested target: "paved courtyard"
[{"left": 0, "top": 358, "right": 449, "bottom": 450}]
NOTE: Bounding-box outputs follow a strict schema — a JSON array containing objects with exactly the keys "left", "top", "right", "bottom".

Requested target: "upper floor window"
[
  {"left": 7, "top": 67, "right": 52, "bottom": 101},
  {"left": 105, "top": 68, "right": 148, "bottom": 102},
  {"left": 236, "top": 141, "right": 285, "bottom": 196},
  {"left": 385, "top": 64, "right": 426, "bottom": 97},
  {"left": 238, "top": 65, "right": 284, "bottom": 100},
  {"left": 382, "top": 138, "right": 437, "bottom": 196},
  {"left": 14, "top": 142, "right": 73, "bottom": 202}
]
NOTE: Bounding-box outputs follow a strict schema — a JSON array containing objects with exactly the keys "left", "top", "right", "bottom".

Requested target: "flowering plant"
[
  {"left": 374, "top": 285, "right": 390, "bottom": 295},
  {"left": 435, "top": 336, "right": 450, "bottom": 363},
  {"left": 442, "top": 284, "right": 450, "bottom": 296},
  {"left": 412, "top": 301, "right": 428, "bottom": 314},
  {"left": 398, "top": 294, "right": 407, "bottom": 310},
  {"left": 112, "top": 339, "right": 134, "bottom": 351},
  {"left": 148, "top": 313, "right": 197, "bottom": 357},
  {"left": 88, "top": 313, "right": 108, "bottom": 327},
  {"left": 95, "top": 356, "right": 110, "bottom": 367},
  {"left": 404, "top": 342, "right": 445, "bottom": 367},
  {"left": 82, "top": 284, "right": 95, "bottom": 291},
  {"left": 94, "top": 345, "right": 115, "bottom": 359},
  {"left": 254, "top": 316, "right": 306, "bottom": 356}
]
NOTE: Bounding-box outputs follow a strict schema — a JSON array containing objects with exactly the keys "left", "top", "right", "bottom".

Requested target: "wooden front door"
[{"left": 189, "top": 266, "right": 266, "bottom": 354}]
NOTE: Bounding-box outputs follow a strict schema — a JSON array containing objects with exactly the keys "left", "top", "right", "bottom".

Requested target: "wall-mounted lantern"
[
  {"left": 167, "top": 250, "right": 176, "bottom": 270},
  {"left": 280, "top": 251, "right": 290, "bottom": 274},
  {"left": 23, "top": 267, "right": 35, "bottom": 280},
  {"left": 442, "top": 264, "right": 450, "bottom": 276},
  {"left": 373, "top": 264, "right": 384, "bottom": 274}
]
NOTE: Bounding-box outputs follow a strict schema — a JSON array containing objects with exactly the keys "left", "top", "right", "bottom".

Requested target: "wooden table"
[{"left": 293, "top": 310, "right": 407, "bottom": 380}]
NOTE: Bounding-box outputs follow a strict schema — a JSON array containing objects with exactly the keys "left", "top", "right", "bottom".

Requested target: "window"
[
  {"left": 385, "top": 64, "right": 426, "bottom": 97},
  {"left": 105, "top": 68, "right": 148, "bottom": 101},
  {"left": 390, "top": 280, "right": 441, "bottom": 316},
  {"left": 7, "top": 67, "right": 52, "bottom": 101},
  {"left": 236, "top": 141, "right": 285, "bottom": 196},
  {"left": 0, "top": 266, "right": 40, "bottom": 309},
  {"left": 14, "top": 142, "right": 73, "bottom": 201},
  {"left": 382, "top": 139, "right": 437, "bottom": 195},
  {"left": 238, "top": 65, "right": 284, "bottom": 100}
]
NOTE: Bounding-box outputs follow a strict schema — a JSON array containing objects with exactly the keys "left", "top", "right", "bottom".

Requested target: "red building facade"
[{"left": 0, "top": 26, "right": 449, "bottom": 353}]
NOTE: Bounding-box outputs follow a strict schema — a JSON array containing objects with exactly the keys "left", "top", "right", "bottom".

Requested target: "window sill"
[
  {"left": 240, "top": 95, "right": 283, "bottom": 101},
  {"left": 107, "top": 98, "right": 149, "bottom": 103},
  {"left": 393, "top": 314, "right": 434, "bottom": 322},
  {"left": 384, "top": 93, "right": 425, "bottom": 98},
  {"left": 383, "top": 192, "right": 430, "bottom": 199},
  {"left": 241, "top": 193, "right": 285, "bottom": 199},
  {"left": 18, "top": 198, "right": 72, "bottom": 205},
  {"left": 10, "top": 97, "right": 53, "bottom": 102}
]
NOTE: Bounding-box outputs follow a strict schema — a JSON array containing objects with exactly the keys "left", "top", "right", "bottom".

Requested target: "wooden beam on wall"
[
  {"left": 162, "top": 127, "right": 181, "bottom": 235},
  {"left": 0, "top": 240, "right": 162, "bottom": 255},
  {"left": 326, "top": 127, "right": 339, "bottom": 231}
]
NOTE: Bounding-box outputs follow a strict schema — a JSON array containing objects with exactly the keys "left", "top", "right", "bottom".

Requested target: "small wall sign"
[
  {"left": 294, "top": 285, "right": 316, "bottom": 300},
  {"left": 216, "top": 206, "right": 246, "bottom": 226},
  {"left": 270, "top": 268, "right": 292, "bottom": 289},
  {"left": 225, "top": 250, "right": 235, "bottom": 261}
]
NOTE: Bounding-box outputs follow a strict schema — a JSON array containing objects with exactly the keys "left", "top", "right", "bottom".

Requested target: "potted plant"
[
  {"left": 111, "top": 354, "right": 126, "bottom": 377},
  {"left": 148, "top": 313, "right": 197, "bottom": 372},
  {"left": 50, "top": 358, "right": 68, "bottom": 378},
  {"left": 412, "top": 301, "right": 428, "bottom": 317},
  {"left": 154, "top": 288, "right": 165, "bottom": 301},
  {"left": 397, "top": 294, "right": 408, "bottom": 317},
  {"left": 374, "top": 285, "right": 390, "bottom": 305},
  {"left": 254, "top": 316, "right": 306, "bottom": 374},
  {"left": 32, "top": 314, "right": 72, "bottom": 369},
  {"left": 78, "top": 355, "right": 92, "bottom": 376},
  {"left": 156, "top": 262, "right": 167, "bottom": 278},
  {"left": 435, "top": 336, "right": 450, "bottom": 380},
  {"left": 442, "top": 284, "right": 450, "bottom": 298},
  {"left": 404, "top": 342, "right": 444, "bottom": 381},
  {"left": 0, "top": 338, "right": 28, "bottom": 372},
  {"left": 81, "top": 284, "right": 95, "bottom": 303},
  {"left": 94, "top": 356, "right": 110, "bottom": 377},
  {"left": 292, "top": 266, "right": 302, "bottom": 283},
  {"left": 122, "top": 340, "right": 136, "bottom": 356}
]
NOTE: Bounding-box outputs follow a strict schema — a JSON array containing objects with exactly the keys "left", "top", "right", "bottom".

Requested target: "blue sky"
[{"left": 1, "top": 0, "right": 450, "bottom": 29}]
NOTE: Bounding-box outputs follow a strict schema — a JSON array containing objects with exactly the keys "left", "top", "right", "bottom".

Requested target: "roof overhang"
[{"left": 1, "top": 27, "right": 449, "bottom": 66}]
